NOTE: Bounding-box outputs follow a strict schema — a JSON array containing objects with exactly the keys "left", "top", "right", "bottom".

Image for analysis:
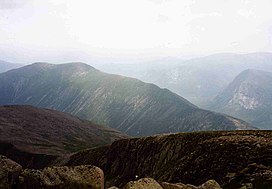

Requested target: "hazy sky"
[{"left": 0, "top": 0, "right": 272, "bottom": 63}]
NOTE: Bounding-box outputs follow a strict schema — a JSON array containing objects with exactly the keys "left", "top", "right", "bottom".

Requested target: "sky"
[{"left": 0, "top": 0, "right": 272, "bottom": 64}]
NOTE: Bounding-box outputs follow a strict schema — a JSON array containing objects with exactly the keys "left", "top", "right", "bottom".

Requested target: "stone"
[
  {"left": 0, "top": 155, "right": 22, "bottom": 189},
  {"left": 197, "top": 180, "right": 222, "bottom": 189},
  {"left": 19, "top": 165, "right": 104, "bottom": 189},
  {"left": 122, "top": 178, "right": 163, "bottom": 189},
  {"left": 224, "top": 163, "right": 272, "bottom": 189},
  {"left": 161, "top": 182, "right": 193, "bottom": 189}
]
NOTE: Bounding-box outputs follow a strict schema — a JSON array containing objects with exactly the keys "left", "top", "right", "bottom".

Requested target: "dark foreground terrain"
[
  {"left": 67, "top": 130, "right": 272, "bottom": 188},
  {"left": 1, "top": 126, "right": 272, "bottom": 188},
  {"left": 0, "top": 105, "right": 127, "bottom": 168}
]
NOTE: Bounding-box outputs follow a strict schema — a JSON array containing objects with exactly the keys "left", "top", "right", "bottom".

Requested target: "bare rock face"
[
  {"left": 224, "top": 163, "right": 272, "bottom": 189},
  {"left": 0, "top": 155, "right": 22, "bottom": 189},
  {"left": 122, "top": 178, "right": 163, "bottom": 189},
  {"left": 68, "top": 131, "right": 270, "bottom": 187},
  {"left": 160, "top": 180, "right": 221, "bottom": 189},
  {"left": 161, "top": 182, "right": 194, "bottom": 189},
  {"left": 18, "top": 165, "right": 104, "bottom": 189},
  {"left": 121, "top": 178, "right": 221, "bottom": 189},
  {"left": 198, "top": 180, "right": 221, "bottom": 189}
]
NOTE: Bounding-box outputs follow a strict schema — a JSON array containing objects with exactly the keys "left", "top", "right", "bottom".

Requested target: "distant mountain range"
[
  {"left": 0, "top": 60, "right": 22, "bottom": 73},
  {"left": 208, "top": 69, "right": 272, "bottom": 129},
  {"left": 95, "top": 52, "right": 272, "bottom": 107},
  {"left": 0, "top": 63, "right": 254, "bottom": 136},
  {"left": 0, "top": 105, "right": 127, "bottom": 155}
]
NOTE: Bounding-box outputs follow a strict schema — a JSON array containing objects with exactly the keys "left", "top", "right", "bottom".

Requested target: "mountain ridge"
[
  {"left": 209, "top": 69, "right": 272, "bottom": 129},
  {"left": 0, "top": 60, "right": 22, "bottom": 73},
  {"left": 94, "top": 52, "right": 272, "bottom": 107},
  {"left": 0, "top": 62, "right": 255, "bottom": 136}
]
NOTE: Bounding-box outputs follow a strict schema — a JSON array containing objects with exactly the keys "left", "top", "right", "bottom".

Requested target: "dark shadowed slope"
[
  {"left": 67, "top": 130, "right": 272, "bottom": 188},
  {"left": 0, "top": 105, "right": 127, "bottom": 155},
  {"left": 0, "top": 63, "right": 254, "bottom": 136},
  {"left": 0, "top": 142, "right": 59, "bottom": 169},
  {"left": 209, "top": 69, "right": 272, "bottom": 129}
]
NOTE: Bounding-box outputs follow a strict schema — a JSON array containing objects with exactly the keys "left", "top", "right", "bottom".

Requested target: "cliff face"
[
  {"left": 209, "top": 69, "right": 272, "bottom": 129},
  {"left": 67, "top": 130, "right": 272, "bottom": 187}
]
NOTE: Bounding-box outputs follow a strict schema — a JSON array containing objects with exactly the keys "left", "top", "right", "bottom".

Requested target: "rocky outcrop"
[
  {"left": 110, "top": 178, "right": 222, "bottom": 189},
  {"left": 0, "top": 155, "right": 104, "bottom": 189},
  {"left": 161, "top": 180, "right": 222, "bottom": 189},
  {"left": 198, "top": 180, "right": 221, "bottom": 189},
  {"left": 0, "top": 156, "right": 223, "bottom": 189},
  {"left": 18, "top": 165, "right": 104, "bottom": 189},
  {"left": 160, "top": 182, "right": 194, "bottom": 189},
  {"left": 224, "top": 163, "right": 272, "bottom": 188},
  {"left": 123, "top": 178, "right": 163, "bottom": 189},
  {"left": 67, "top": 130, "right": 272, "bottom": 187},
  {"left": 0, "top": 155, "right": 22, "bottom": 189},
  {"left": 5, "top": 153, "right": 272, "bottom": 189},
  {"left": 161, "top": 180, "right": 221, "bottom": 189}
]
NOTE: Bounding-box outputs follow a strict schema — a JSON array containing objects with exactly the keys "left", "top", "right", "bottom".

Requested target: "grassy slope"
[{"left": 0, "top": 105, "right": 127, "bottom": 155}]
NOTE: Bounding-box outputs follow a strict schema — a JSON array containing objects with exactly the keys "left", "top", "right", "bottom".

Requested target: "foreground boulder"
[
  {"left": 0, "top": 155, "right": 22, "bottom": 189},
  {"left": 122, "top": 178, "right": 163, "bottom": 189},
  {"left": 161, "top": 182, "right": 194, "bottom": 189},
  {"left": 18, "top": 165, "right": 104, "bottom": 189},
  {"left": 198, "top": 180, "right": 221, "bottom": 189},
  {"left": 116, "top": 178, "right": 222, "bottom": 189},
  {"left": 161, "top": 179, "right": 221, "bottom": 189}
]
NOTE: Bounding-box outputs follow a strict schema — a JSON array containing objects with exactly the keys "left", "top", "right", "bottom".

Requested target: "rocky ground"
[
  {"left": 67, "top": 130, "right": 272, "bottom": 188},
  {"left": 1, "top": 130, "right": 272, "bottom": 188},
  {"left": 1, "top": 155, "right": 222, "bottom": 189}
]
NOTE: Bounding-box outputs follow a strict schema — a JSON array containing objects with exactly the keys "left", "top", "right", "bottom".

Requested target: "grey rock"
[
  {"left": 0, "top": 155, "right": 22, "bottom": 189},
  {"left": 197, "top": 180, "right": 222, "bottom": 189},
  {"left": 161, "top": 181, "right": 193, "bottom": 188},
  {"left": 19, "top": 165, "right": 104, "bottom": 189},
  {"left": 122, "top": 178, "right": 163, "bottom": 189}
]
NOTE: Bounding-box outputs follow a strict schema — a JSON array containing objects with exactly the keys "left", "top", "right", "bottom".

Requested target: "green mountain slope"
[
  {"left": 209, "top": 69, "right": 272, "bottom": 129},
  {"left": 0, "top": 63, "right": 254, "bottom": 136}
]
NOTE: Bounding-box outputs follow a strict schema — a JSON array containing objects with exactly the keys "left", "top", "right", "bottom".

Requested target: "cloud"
[
  {"left": 0, "top": 0, "right": 29, "bottom": 9},
  {"left": 0, "top": 0, "right": 272, "bottom": 63},
  {"left": 156, "top": 14, "right": 169, "bottom": 23}
]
